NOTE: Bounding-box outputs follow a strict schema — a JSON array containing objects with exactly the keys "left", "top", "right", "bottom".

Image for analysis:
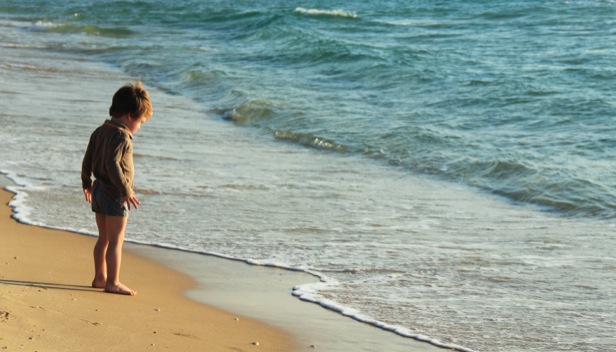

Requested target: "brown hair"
[{"left": 109, "top": 81, "right": 153, "bottom": 120}]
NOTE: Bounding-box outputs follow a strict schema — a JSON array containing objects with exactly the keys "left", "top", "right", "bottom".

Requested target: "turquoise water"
[
  {"left": 1, "top": 1, "right": 616, "bottom": 351},
  {"left": 6, "top": 0, "right": 616, "bottom": 217}
]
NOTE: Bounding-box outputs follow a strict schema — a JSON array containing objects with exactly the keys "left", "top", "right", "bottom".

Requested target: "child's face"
[{"left": 126, "top": 115, "right": 148, "bottom": 134}]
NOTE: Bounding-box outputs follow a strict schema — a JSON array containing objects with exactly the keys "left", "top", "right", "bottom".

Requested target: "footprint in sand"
[{"left": 80, "top": 319, "right": 103, "bottom": 326}]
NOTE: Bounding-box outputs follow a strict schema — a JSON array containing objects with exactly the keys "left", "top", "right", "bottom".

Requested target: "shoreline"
[
  {"left": 0, "top": 178, "right": 296, "bottom": 351},
  {"left": 129, "top": 242, "right": 447, "bottom": 352},
  {"left": 1, "top": 176, "right": 446, "bottom": 352}
]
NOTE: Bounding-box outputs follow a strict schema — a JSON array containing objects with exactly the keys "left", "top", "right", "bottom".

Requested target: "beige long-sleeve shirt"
[{"left": 81, "top": 119, "right": 134, "bottom": 197}]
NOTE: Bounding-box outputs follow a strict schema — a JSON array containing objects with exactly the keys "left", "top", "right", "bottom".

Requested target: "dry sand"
[{"left": 0, "top": 185, "right": 295, "bottom": 352}]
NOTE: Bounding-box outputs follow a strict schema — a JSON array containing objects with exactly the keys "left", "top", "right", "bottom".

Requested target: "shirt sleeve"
[
  {"left": 106, "top": 134, "right": 133, "bottom": 197},
  {"left": 81, "top": 137, "right": 94, "bottom": 190}
]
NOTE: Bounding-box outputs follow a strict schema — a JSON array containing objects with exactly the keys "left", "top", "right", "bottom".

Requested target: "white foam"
[
  {"left": 295, "top": 7, "right": 358, "bottom": 19},
  {"left": 31, "top": 20, "right": 59, "bottom": 30},
  {"left": 291, "top": 279, "right": 476, "bottom": 352}
]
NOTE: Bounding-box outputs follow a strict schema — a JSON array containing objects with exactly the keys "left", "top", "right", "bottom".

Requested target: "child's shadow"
[{"left": 0, "top": 279, "right": 98, "bottom": 292}]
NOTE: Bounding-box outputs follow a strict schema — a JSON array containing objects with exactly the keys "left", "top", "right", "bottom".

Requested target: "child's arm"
[{"left": 81, "top": 138, "right": 94, "bottom": 202}]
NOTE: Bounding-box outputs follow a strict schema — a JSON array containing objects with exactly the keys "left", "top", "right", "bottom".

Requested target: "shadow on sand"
[{"left": 0, "top": 279, "right": 99, "bottom": 292}]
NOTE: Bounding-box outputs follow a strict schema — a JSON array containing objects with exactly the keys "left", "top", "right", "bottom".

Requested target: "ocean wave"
[
  {"left": 31, "top": 21, "right": 134, "bottom": 38},
  {"left": 0, "top": 62, "right": 58, "bottom": 73},
  {"left": 214, "top": 100, "right": 274, "bottom": 125},
  {"left": 450, "top": 158, "right": 616, "bottom": 218},
  {"left": 295, "top": 7, "right": 358, "bottom": 19},
  {"left": 273, "top": 130, "right": 349, "bottom": 152}
]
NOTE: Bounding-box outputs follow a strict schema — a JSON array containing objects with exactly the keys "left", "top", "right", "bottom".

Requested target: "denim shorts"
[{"left": 92, "top": 180, "right": 128, "bottom": 217}]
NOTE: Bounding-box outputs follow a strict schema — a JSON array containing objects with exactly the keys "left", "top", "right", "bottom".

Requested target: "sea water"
[{"left": 1, "top": 1, "right": 616, "bottom": 351}]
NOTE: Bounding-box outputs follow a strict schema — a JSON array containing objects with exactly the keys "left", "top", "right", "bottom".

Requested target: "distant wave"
[
  {"left": 213, "top": 100, "right": 274, "bottom": 125},
  {"left": 31, "top": 20, "right": 134, "bottom": 38},
  {"left": 273, "top": 130, "right": 349, "bottom": 152},
  {"left": 295, "top": 7, "right": 358, "bottom": 19}
]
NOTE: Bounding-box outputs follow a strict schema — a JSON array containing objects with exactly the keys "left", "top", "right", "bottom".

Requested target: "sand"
[
  {"left": 0, "top": 184, "right": 295, "bottom": 352},
  {"left": 0, "top": 169, "right": 448, "bottom": 352}
]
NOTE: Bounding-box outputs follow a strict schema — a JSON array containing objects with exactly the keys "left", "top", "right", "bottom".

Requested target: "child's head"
[{"left": 109, "top": 81, "right": 153, "bottom": 121}]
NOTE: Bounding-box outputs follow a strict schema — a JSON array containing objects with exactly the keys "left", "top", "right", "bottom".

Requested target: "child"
[{"left": 81, "top": 81, "right": 153, "bottom": 296}]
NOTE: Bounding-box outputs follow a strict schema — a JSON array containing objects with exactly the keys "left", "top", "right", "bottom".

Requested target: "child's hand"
[
  {"left": 83, "top": 187, "right": 92, "bottom": 203},
  {"left": 122, "top": 194, "right": 140, "bottom": 211}
]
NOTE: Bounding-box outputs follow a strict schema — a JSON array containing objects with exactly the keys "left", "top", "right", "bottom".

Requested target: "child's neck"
[{"left": 113, "top": 114, "right": 132, "bottom": 126}]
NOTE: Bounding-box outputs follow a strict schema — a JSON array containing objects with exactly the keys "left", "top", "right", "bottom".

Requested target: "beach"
[
  {"left": 2, "top": 2, "right": 616, "bottom": 351},
  {"left": 0, "top": 175, "right": 445, "bottom": 352},
  {"left": 0, "top": 180, "right": 295, "bottom": 352}
]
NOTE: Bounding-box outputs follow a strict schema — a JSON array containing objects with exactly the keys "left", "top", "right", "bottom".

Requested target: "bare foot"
[
  {"left": 105, "top": 283, "right": 137, "bottom": 296},
  {"left": 92, "top": 277, "right": 106, "bottom": 289}
]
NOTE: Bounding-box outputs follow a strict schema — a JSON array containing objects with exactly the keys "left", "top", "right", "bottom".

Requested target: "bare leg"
[
  {"left": 92, "top": 212, "right": 108, "bottom": 288},
  {"left": 104, "top": 215, "right": 136, "bottom": 296}
]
